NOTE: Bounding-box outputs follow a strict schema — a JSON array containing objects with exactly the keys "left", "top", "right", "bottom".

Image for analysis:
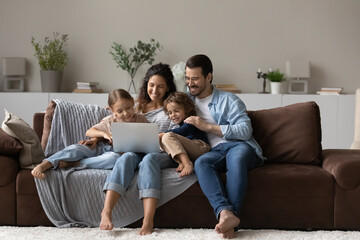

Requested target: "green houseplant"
[
  {"left": 267, "top": 69, "right": 284, "bottom": 82},
  {"left": 267, "top": 69, "right": 285, "bottom": 94},
  {"left": 31, "top": 32, "right": 69, "bottom": 92},
  {"left": 110, "top": 38, "right": 162, "bottom": 93}
]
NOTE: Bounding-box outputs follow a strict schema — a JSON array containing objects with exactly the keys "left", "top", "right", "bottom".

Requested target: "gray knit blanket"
[
  {"left": 37, "top": 99, "right": 198, "bottom": 227},
  {"left": 35, "top": 167, "right": 197, "bottom": 228},
  {"left": 44, "top": 99, "right": 111, "bottom": 157}
]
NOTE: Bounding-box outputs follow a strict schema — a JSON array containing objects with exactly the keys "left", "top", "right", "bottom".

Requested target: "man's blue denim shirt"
[{"left": 190, "top": 87, "right": 265, "bottom": 161}]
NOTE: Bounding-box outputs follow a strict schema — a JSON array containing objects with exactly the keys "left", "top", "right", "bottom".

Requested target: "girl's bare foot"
[
  {"left": 31, "top": 161, "right": 53, "bottom": 179},
  {"left": 176, "top": 163, "right": 184, "bottom": 172},
  {"left": 215, "top": 210, "right": 240, "bottom": 239},
  {"left": 139, "top": 221, "right": 154, "bottom": 235},
  {"left": 179, "top": 162, "right": 193, "bottom": 177},
  {"left": 58, "top": 160, "right": 80, "bottom": 169},
  {"left": 100, "top": 210, "right": 114, "bottom": 230}
]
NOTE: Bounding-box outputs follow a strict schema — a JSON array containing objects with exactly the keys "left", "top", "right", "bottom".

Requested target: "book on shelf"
[
  {"left": 215, "top": 84, "right": 242, "bottom": 94},
  {"left": 317, "top": 87, "right": 343, "bottom": 95},
  {"left": 320, "top": 87, "right": 343, "bottom": 91},
  {"left": 76, "top": 82, "right": 99, "bottom": 89},
  {"left": 73, "top": 88, "right": 103, "bottom": 93}
]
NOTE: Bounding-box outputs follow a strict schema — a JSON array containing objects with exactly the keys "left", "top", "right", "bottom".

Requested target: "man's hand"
[
  {"left": 184, "top": 116, "right": 209, "bottom": 132},
  {"left": 184, "top": 116, "right": 223, "bottom": 137},
  {"left": 79, "top": 138, "right": 99, "bottom": 149}
]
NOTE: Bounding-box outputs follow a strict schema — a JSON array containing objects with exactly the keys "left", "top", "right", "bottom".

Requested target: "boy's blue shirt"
[{"left": 167, "top": 122, "right": 209, "bottom": 144}]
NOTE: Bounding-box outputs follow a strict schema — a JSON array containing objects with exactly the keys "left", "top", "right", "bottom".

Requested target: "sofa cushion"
[
  {"left": 1, "top": 109, "right": 44, "bottom": 169},
  {"left": 248, "top": 101, "right": 322, "bottom": 165},
  {"left": 0, "top": 128, "right": 23, "bottom": 156}
]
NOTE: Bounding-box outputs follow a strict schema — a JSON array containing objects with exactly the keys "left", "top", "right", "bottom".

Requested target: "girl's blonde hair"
[
  {"left": 163, "top": 92, "right": 196, "bottom": 118},
  {"left": 108, "top": 89, "right": 134, "bottom": 108}
]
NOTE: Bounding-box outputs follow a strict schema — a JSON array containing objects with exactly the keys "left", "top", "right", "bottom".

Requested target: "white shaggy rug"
[{"left": 0, "top": 227, "right": 360, "bottom": 240}]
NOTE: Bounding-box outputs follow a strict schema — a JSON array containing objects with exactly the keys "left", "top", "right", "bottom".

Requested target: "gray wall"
[{"left": 0, "top": 0, "right": 359, "bottom": 93}]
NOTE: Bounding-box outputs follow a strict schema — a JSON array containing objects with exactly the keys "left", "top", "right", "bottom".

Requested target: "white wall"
[{"left": 0, "top": 0, "right": 359, "bottom": 94}]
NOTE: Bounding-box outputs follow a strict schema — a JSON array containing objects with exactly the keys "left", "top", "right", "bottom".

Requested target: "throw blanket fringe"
[
  {"left": 35, "top": 168, "right": 197, "bottom": 228},
  {"left": 44, "top": 99, "right": 111, "bottom": 157}
]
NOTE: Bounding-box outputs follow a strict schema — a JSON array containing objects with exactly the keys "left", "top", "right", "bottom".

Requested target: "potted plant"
[
  {"left": 267, "top": 69, "right": 284, "bottom": 94},
  {"left": 31, "top": 32, "right": 69, "bottom": 92},
  {"left": 110, "top": 38, "right": 162, "bottom": 93}
]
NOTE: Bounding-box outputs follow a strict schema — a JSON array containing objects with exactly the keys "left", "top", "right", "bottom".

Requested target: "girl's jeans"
[
  {"left": 103, "top": 151, "right": 176, "bottom": 199},
  {"left": 45, "top": 142, "right": 119, "bottom": 170}
]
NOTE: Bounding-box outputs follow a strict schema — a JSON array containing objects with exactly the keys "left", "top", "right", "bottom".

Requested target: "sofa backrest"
[{"left": 248, "top": 101, "right": 322, "bottom": 165}]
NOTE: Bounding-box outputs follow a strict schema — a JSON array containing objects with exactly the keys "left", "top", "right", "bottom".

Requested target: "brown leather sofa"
[{"left": 1, "top": 101, "right": 360, "bottom": 230}]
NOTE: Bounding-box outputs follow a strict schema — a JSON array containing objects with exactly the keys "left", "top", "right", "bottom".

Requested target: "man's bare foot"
[
  {"left": 215, "top": 210, "right": 240, "bottom": 239},
  {"left": 179, "top": 162, "right": 193, "bottom": 177},
  {"left": 139, "top": 221, "right": 154, "bottom": 235},
  {"left": 58, "top": 160, "right": 80, "bottom": 169},
  {"left": 31, "top": 161, "right": 53, "bottom": 179},
  {"left": 100, "top": 210, "right": 114, "bottom": 230},
  {"left": 176, "top": 163, "right": 184, "bottom": 172}
]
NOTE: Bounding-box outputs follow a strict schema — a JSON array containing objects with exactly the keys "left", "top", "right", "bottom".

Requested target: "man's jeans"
[
  {"left": 103, "top": 151, "right": 176, "bottom": 199},
  {"left": 194, "top": 141, "right": 263, "bottom": 219},
  {"left": 45, "top": 142, "right": 119, "bottom": 170}
]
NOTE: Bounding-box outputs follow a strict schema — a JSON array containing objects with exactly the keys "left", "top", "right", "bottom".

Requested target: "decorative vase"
[
  {"left": 270, "top": 82, "right": 282, "bottom": 94},
  {"left": 40, "top": 70, "right": 63, "bottom": 92}
]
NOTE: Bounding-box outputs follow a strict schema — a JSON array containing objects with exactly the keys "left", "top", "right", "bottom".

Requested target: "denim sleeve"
[{"left": 219, "top": 98, "right": 253, "bottom": 141}]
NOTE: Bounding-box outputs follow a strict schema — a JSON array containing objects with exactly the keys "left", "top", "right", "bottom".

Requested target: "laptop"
[{"left": 111, "top": 122, "right": 161, "bottom": 153}]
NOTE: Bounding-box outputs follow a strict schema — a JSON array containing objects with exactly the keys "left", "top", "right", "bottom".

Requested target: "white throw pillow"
[{"left": 1, "top": 109, "right": 44, "bottom": 169}]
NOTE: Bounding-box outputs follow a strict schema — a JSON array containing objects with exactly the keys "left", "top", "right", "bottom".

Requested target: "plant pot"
[
  {"left": 40, "top": 70, "right": 63, "bottom": 92},
  {"left": 270, "top": 82, "right": 282, "bottom": 94}
]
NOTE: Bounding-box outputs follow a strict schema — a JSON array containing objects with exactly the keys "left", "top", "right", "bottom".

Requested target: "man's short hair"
[{"left": 186, "top": 54, "right": 213, "bottom": 82}]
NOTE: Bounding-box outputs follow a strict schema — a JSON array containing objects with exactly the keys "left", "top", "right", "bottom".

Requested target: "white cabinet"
[
  {"left": 238, "top": 94, "right": 282, "bottom": 111},
  {"left": 0, "top": 93, "right": 49, "bottom": 126},
  {"left": 0, "top": 92, "right": 355, "bottom": 149},
  {"left": 49, "top": 93, "right": 108, "bottom": 108}
]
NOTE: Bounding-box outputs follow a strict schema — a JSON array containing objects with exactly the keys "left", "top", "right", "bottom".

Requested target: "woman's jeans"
[
  {"left": 45, "top": 142, "right": 119, "bottom": 170},
  {"left": 194, "top": 141, "right": 263, "bottom": 219},
  {"left": 103, "top": 151, "right": 176, "bottom": 199}
]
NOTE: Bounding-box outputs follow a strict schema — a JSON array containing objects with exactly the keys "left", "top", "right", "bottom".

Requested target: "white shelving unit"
[{"left": 0, "top": 92, "right": 355, "bottom": 149}]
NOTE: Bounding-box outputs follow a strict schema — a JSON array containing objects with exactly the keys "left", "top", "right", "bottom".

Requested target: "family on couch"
[{"left": 31, "top": 54, "right": 265, "bottom": 239}]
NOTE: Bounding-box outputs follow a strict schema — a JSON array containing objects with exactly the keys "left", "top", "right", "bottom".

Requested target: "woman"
[{"left": 100, "top": 63, "right": 177, "bottom": 235}]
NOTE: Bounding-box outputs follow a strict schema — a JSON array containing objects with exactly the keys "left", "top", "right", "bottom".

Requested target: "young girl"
[
  {"left": 31, "top": 88, "right": 148, "bottom": 179},
  {"left": 160, "top": 92, "right": 211, "bottom": 177}
]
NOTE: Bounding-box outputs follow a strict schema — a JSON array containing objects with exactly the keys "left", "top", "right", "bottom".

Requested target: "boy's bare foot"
[
  {"left": 176, "top": 163, "right": 184, "bottom": 172},
  {"left": 179, "top": 162, "right": 194, "bottom": 177},
  {"left": 100, "top": 210, "right": 114, "bottom": 230},
  {"left": 58, "top": 160, "right": 80, "bottom": 169},
  {"left": 215, "top": 210, "right": 240, "bottom": 239},
  {"left": 139, "top": 221, "right": 154, "bottom": 235},
  {"left": 31, "top": 161, "right": 53, "bottom": 179}
]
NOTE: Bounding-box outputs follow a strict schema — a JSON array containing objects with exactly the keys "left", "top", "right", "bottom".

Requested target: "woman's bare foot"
[
  {"left": 179, "top": 162, "right": 194, "bottom": 177},
  {"left": 176, "top": 163, "right": 184, "bottom": 172},
  {"left": 100, "top": 210, "right": 114, "bottom": 230},
  {"left": 31, "top": 161, "right": 53, "bottom": 179},
  {"left": 139, "top": 221, "right": 154, "bottom": 235},
  {"left": 58, "top": 160, "right": 80, "bottom": 169},
  {"left": 215, "top": 210, "right": 240, "bottom": 239}
]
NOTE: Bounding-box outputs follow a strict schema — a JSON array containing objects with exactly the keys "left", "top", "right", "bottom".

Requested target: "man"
[{"left": 184, "top": 54, "right": 265, "bottom": 239}]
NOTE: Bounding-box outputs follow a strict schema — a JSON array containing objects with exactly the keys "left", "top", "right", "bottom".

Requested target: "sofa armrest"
[{"left": 322, "top": 149, "right": 360, "bottom": 189}]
